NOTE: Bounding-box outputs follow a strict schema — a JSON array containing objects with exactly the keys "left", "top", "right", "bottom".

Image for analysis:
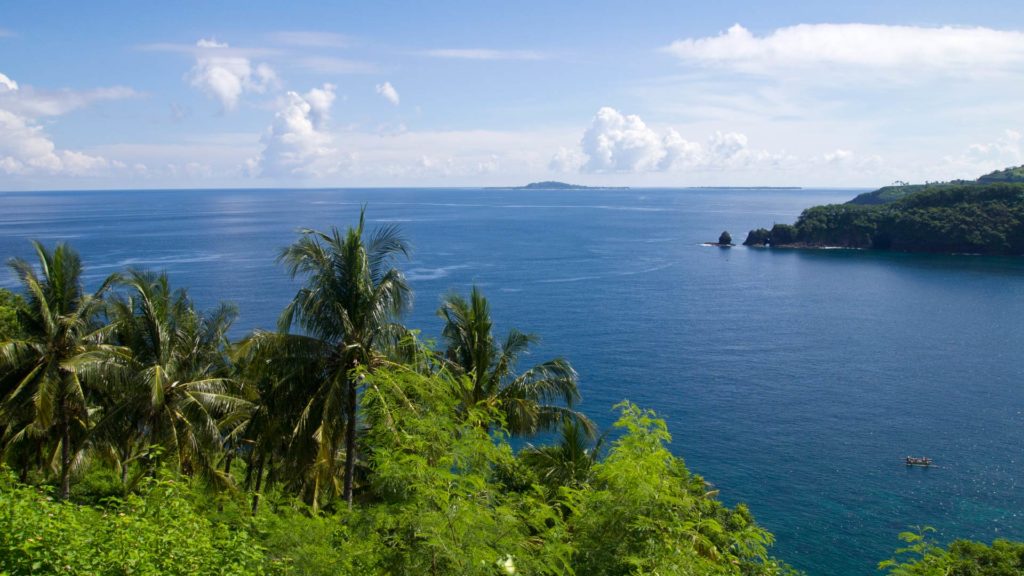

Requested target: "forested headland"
[
  {"left": 742, "top": 166, "right": 1024, "bottom": 254},
  {"left": 1, "top": 210, "right": 1020, "bottom": 575}
]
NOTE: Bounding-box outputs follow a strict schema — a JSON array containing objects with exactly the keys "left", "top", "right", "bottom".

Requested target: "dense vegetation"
[
  {"left": 878, "top": 528, "right": 1024, "bottom": 575},
  {"left": 1, "top": 210, "right": 1019, "bottom": 574},
  {"left": 743, "top": 166, "right": 1024, "bottom": 254}
]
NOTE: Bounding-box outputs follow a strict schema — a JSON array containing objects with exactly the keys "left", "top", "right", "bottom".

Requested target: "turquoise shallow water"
[{"left": 1, "top": 187, "right": 1022, "bottom": 575}]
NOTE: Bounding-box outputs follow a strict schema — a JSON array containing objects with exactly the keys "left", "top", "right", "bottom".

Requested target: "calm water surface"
[{"left": 1, "top": 187, "right": 1022, "bottom": 575}]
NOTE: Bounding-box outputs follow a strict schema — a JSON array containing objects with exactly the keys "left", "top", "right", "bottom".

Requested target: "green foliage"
[
  {"left": 0, "top": 242, "right": 120, "bottom": 499},
  {"left": 4, "top": 226, "right": 1019, "bottom": 576},
  {"left": 357, "top": 364, "right": 574, "bottom": 575},
  {"left": 0, "top": 469, "right": 268, "bottom": 575},
  {"left": 744, "top": 180, "right": 1024, "bottom": 254},
  {"left": 878, "top": 527, "right": 1024, "bottom": 576},
  {"left": 769, "top": 223, "right": 798, "bottom": 245},
  {"left": 743, "top": 228, "right": 771, "bottom": 246},
  {"left": 977, "top": 165, "right": 1024, "bottom": 184},
  {"left": 0, "top": 288, "right": 24, "bottom": 340},
  {"left": 438, "top": 285, "right": 593, "bottom": 436},
  {"left": 719, "top": 231, "right": 733, "bottom": 245},
  {"left": 566, "top": 402, "right": 793, "bottom": 576}
]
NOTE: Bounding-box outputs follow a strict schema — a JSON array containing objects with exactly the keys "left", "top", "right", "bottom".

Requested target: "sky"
[{"left": 2, "top": 0, "right": 1024, "bottom": 190}]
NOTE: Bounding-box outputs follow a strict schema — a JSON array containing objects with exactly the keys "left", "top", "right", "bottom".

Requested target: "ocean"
[{"left": 1, "top": 187, "right": 1022, "bottom": 575}]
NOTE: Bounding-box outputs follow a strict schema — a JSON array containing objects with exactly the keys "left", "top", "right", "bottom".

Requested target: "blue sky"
[{"left": 2, "top": 0, "right": 1023, "bottom": 189}]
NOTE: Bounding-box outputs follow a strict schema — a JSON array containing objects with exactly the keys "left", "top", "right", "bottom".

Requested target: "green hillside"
[{"left": 744, "top": 166, "right": 1024, "bottom": 254}]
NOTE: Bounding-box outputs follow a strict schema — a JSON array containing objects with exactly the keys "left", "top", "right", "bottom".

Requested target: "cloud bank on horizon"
[{"left": 1, "top": 6, "right": 1023, "bottom": 189}]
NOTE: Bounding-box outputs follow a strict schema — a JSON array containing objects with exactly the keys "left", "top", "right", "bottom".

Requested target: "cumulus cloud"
[
  {"left": 580, "top": 107, "right": 666, "bottom": 172},
  {"left": 0, "top": 73, "right": 17, "bottom": 91},
  {"left": 549, "top": 146, "right": 585, "bottom": 172},
  {"left": 188, "top": 39, "right": 277, "bottom": 111},
  {"left": 0, "top": 72, "right": 128, "bottom": 177},
  {"left": 248, "top": 84, "right": 342, "bottom": 178},
  {"left": 567, "top": 107, "right": 789, "bottom": 174},
  {"left": 664, "top": 23, "right": 1024, "bottom": 74},
  {"left": 375, "top": 81, "right": 400, "bottom": 106}
]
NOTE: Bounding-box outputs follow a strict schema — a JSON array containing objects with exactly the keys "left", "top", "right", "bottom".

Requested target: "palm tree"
[
  {"left": 521, "top": 420, "right": 605, "bottom": 492},
  {"left": 0, "top": 242, "right": 119, "bottom": 499},
  {"left": 245, "top": 209, "right": 410, "bottom": 508},
  {"left": 437, "top": 286, "right": 593, "bottom": 436},
  {"left": 95, "top": 269, "right": 243, "bottom": 486}
]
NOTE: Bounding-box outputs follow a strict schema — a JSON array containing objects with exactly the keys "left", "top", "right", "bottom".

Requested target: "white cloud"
[
  {"left": 936, "top": 129, "right": 1024, "bottom": 179},
  {"left": 375, "top": 81, "right": 400, "bottom": 106},
  {"left": 580, "top": 107, "right": 666, "bottom": 172},
  {"left": 0, "top": 72, "right": 129, "bottom": 177},
  {"left": 0, "top": 85, "right": 137, "bottom": 117},
  {"left": 421, "top": 48, "right": 547, "bottom": 61},
  {"left": 571, "top": 107, "right": 791, "bottom": 174},
  {"left": 0, "top": 108, "right": 110, "bottom": 176},
  {"left": 823, "top": 149, "right": 854, "bottom": 164},
  {"left": 249, "top": 84, "right": 341, "bottom": 178},
  {"left": 664, "top": 23, "right": 1024, "bottom": 75},
  {"left": 660, "top": 129, "right": 703, "bottom": 170},
  {"left": 966, "top": 129, "right": 1022, "bottom": 163},
  {"left": 0, "top": 73, "right": 17, "bottom": 91},
  {"left": 188, "top": 39, "right": 277, "bottom": 111},
  {"left": 549, "top": 146, "right": 585, "bottom": 173}
]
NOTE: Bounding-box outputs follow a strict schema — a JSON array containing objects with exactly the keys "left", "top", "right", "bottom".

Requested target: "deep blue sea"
[{"left": 1, "top": 187, "right": 1022, "bottom": 575}]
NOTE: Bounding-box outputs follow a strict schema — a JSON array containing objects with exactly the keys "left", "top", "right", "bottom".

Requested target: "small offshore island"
[
  {"left": 742, "top": 165, "right": 1024, "bottom": 255},
  {"left": 487, "top": 180, "right": 630, "bottom": 190}
]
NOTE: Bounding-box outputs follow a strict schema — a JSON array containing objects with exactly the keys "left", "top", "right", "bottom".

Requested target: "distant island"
[
  {"left": 487, "top": 181, "right": 630, "bottom": 190},
  {"left": 741, "top": 165, "right": 1024, "bottom": 255}
]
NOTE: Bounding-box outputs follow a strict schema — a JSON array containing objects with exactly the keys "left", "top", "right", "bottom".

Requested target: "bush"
[{"left": 0, "top": 469, "right": 270, "bottom": 575}]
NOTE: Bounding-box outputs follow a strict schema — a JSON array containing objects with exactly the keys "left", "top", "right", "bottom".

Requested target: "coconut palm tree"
[
  {"left": 243, "top": 209, "right": 410, "bottom": 508},
  {"left": 521, "top": 420, "right": 605, "bottom": 492},
  {"left": 437, "top": 286, "right": 593, "bottom": 437},
  {"left": 0, "top": 242, "right": 119, "bottom": 499},
  {"left": 94, "top": 269, "right": 244, "bottom": 486}
]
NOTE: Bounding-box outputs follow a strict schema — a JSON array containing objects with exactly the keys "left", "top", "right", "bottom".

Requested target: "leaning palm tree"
[
  {"left": 242, "top": 209, "right": 410, "bottom": 508},
  {"left": 438, "top": 286, "right": 593, "bottom": 436},
  {"left": 94, "top": 269, "right": 244, "bottom": 486},
  {"left": 0, "top": 242, "right": 119, "bottom": 499}
]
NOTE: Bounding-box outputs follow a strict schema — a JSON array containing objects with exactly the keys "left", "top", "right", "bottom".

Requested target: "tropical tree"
[
  {"left": 0, "top": 242, "right": 119, "bottom": 499},
  {"left": 0, "top": 288, "right": 25, "bottom": 340},
  {"left": 437, "top": 286, "right": 593, "bottom": 436},
  {"left": 94, "top": 269, "right": 243, "bottom": 486},
  {"left": 241, "top": 209, "right": 410, "bottom": 508},
  {"left": 521, "top": 419, "right": 605, "bottom": 493}
]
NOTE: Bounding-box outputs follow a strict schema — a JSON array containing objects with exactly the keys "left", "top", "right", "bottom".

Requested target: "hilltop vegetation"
[
  {"left": 744, "top": 166, "right": 1024, "bottom": 254},
  {"left": 0, "top": 216, "right": 791, "bottom": 575},
  {"left": 1, "top": 212, "right": 1020, "bottom": 575}
]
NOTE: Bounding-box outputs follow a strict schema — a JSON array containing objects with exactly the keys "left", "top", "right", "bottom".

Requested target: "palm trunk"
[
  {"left": 342, "top": 376, "right": 357, "bottom": 508},
  {"left": 250, "top": 456, "right": 265, "bottom": 515},
  {"left": 120, "top": 450, "right": 129, "bottom": 489},
  {"left": 59, "top": 411, "right": 71, "bottom": 500}
]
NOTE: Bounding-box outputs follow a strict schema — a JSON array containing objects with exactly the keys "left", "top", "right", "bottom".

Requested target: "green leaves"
[
  {"left": 0, "top": 470, "right": 268, "bottom": 575},
  {"left": 438, "top": 285, "right": 593, "bottom": 437}
]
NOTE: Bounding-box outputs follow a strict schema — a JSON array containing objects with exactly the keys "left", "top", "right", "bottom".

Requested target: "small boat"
[{"left": 905, "top": 456, "right": 933, "bottom": 467}]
